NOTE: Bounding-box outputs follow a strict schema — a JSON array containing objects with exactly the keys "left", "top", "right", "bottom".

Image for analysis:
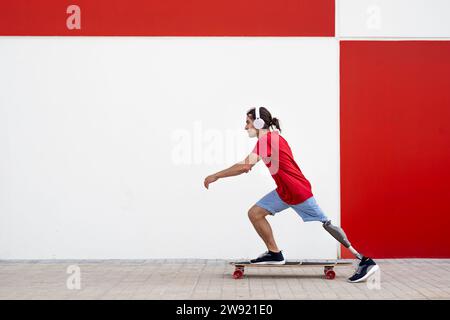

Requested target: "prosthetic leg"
[{"left": 322, "top": 220, "right": 364, "bottom": 260}]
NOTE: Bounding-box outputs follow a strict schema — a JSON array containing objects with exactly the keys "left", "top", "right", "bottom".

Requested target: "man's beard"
[{"left": 247, "top": 128, "right": 257, "bottom": 138}]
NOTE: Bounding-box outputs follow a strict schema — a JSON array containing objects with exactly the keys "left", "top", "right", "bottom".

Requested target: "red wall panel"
[
  {"left": 340, "top": 41, "right": 450, "bottom": 258},
  {"left": 0, "top": 0, "right": 334, "bottom": 36}
]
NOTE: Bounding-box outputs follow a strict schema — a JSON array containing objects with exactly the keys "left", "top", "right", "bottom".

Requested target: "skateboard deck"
[{"left": 230, "top": 260, "right": 353, "bottom": 280}]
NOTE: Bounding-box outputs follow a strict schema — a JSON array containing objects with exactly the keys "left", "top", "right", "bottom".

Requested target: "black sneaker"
[
  {"left": 348, "top": 256, "right": 380, "bottom": 283},
  {"left": 250, "top": 250, "right": 286, "bottom": 265}
]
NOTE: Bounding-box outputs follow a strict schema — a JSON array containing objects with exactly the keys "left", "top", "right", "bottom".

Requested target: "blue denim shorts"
[{"left": 255, "top": 189, "right": 329, "bottom": 222}]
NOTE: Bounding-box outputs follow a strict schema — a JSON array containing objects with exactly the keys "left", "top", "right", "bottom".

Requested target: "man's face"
[{"left": 245, "top": 115, "right": 257, "bottom": 138}]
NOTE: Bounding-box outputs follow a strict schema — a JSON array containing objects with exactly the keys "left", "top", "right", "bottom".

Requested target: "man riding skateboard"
[{"left": 204, "top": 107, "right": 379, "bottom": 283}]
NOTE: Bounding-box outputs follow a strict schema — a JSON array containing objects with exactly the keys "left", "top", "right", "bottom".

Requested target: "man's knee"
[{"left": 248, "top": 205, "right": 270, "bottom": 221}]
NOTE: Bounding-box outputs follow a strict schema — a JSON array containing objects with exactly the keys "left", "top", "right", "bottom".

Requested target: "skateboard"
[{"left": 230, "top": 260, "right": 353, "bottom": 280}]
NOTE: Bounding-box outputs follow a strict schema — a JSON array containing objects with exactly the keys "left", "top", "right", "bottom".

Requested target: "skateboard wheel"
[
  {"left": 324, "top": 266, "right": 333, "bottom": 274},
  {"left": 233, "top": 269, "right": 244, "bottom": 280},
  {"left": 325, "top": 270, "right": 336, "bottom": 280}
]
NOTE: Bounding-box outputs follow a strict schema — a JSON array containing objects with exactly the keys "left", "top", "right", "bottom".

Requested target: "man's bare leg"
[{"left": 248, "top": 205, "right": 280, "bottom": 252}]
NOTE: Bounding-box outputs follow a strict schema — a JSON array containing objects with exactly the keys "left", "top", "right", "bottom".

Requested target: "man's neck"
[{"left": 258, "top": 129, "right": 270, "bottom": 138}]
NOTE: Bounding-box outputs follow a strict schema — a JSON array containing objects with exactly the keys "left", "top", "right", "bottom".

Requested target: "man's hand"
[
  {"left": 204, "top": 174, "right": 219, "bottom": 189},
  {"left": 203, "top": 152, "right": 260, "bottom": 189}
]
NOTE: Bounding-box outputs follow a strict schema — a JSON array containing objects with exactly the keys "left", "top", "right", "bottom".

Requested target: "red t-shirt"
[{"left": 251, "top": 131, "right": 313, "bottom": 205}]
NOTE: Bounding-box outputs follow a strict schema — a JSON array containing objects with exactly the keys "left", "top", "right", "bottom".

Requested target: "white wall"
[
  {"left": 338, "top": 0, "right": 450, "bottom": 38},
  {"left": 0, "top": 37, "right": 339, "bottom": 259}
]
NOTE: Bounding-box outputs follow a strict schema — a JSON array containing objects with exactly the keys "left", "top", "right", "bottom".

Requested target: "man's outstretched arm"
[{"left": 203, "top": 152, "right": 261, "bottom": 189}]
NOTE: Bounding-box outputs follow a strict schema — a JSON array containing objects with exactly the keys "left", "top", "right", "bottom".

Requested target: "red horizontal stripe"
[{"left": 0, "top": 0, "right": 334, "bottom": 36}]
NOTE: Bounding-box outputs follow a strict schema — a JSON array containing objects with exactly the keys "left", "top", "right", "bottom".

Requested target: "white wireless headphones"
[{"left": 253, "top": 107, "right": 265, "bottom": 130}]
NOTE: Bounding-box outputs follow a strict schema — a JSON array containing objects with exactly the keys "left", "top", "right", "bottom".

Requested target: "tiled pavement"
[{"left": 0, "top": 259, "right": 449, "bottom": 300}]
